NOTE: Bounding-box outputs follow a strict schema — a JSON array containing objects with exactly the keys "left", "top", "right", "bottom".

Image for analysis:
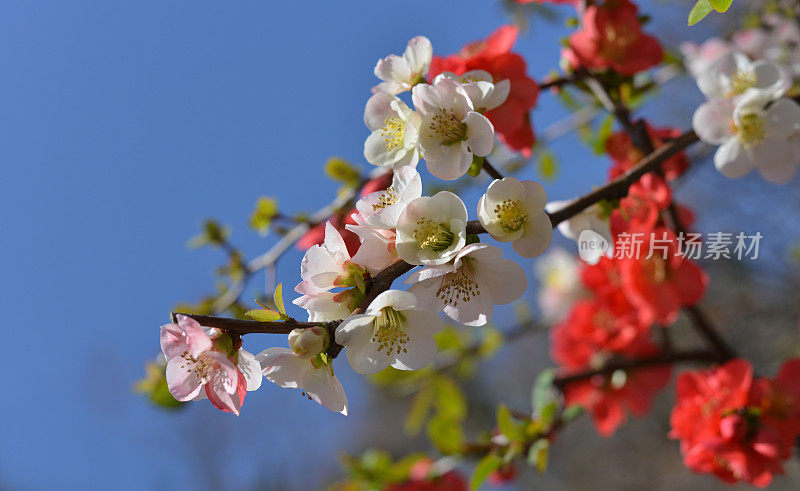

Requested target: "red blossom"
[
  {"left": 606, "top": 125, "right": 690, "bottom": 181},
  {"left": 563, "top": 0, "right": 663, "bottom": 76},
  {"left": 429, "top": 25, "right": 540, "bottom": 156},
  {"left": 617, "top": 228, "right": 708, "bottom": 325},
  {"left": 609, "top": 173, "right": 671, "bottom": 237},
  {"left": 552, "top": 296, "right": 652, "bottom": 368},
  {"left": 560, "top": 344, "right": 671, "bottom": 437},
  {"left": 670, "top": 359, "right": 800, "bottom": 487}
]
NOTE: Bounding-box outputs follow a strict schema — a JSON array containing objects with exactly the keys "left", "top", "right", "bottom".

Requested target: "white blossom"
[
  {"left": 433, "top": 70, "right": 510, "bottom": 113},
  {"left": 335, "top": 290, "right": 442, "bottom": 375},
  {"left": 477, "top": 177, "right": 553, "bottom": 258},
  {"left": 395, "top": 191, "right": 468, "bottom": 266},
  {"left": 406, "top": 243, "right": 526, "bottom": 326},
  {"left": 695, "top": 51, "right": 789, "bottom": 101},
  {"left": 373, "top": 36, "right": 432, "bottom": 95},
  {"left": 534, "top": 248, "right": 585, "bottom": 321},
  {"left": 364, "top": 93, "right": 421, "bottom": 169},
  {"left": 355, "top": 166, "right": 422, "bottom": 229},
  {"left": 412, "top": 78, "right": 495, "bottom": 180},
  {"left": 693, "top": 91, "right": 800, "bottom": 183}
]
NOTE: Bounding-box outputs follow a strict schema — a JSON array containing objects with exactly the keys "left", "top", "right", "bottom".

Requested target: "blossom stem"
[
  {"left": 546, "top": 129, "right": 699, "bottom": 226},
  {"left": 683, "top": 306, "right": 737, "bottom": 362},
  {"left": 552, "top": 348, "right": 717, "bottom": 389},
  {"left": 482, "top": 158, "right": 504, "bottom": 180}
]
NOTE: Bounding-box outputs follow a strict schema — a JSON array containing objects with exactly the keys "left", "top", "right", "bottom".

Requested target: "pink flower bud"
[{"left": 288, "top": 327, "right": 329, "bottom": 359}]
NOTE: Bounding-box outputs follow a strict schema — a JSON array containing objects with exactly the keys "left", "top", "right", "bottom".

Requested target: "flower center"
[
  {"left": 435, "top": 258, "right": 480, "bottom": 306},
  {"left": 413, "top": 218, "right": 455, "bottom": 252},
  {"left": 372, "top": 187, "right": 399, "bottom": 211},
  {"left": 372, "top": 307, "right": 408, "bottom": 354},
  {"left": 179, "top": 351, "right": 212, "bottom": 383},
  {"left": 601, "top": 25, "right": 637, "bottom": 62},
  {"left": 730, "top": 69, "right": 756, "bottom": 96},
  {"left": 381, "top": 116, "right": 406, "bottom": 151},
  {"left": 429, "top": 108, "right": 467, "bottom": 144},
  {"left": 734, "top": 113, "right": 766, "bottom": 147},
  {"left": 494, "top": 199, "right": 528, "bottom": 232}
]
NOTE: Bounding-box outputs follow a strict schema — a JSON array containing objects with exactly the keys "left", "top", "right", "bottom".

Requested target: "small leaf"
[
  {"left": 527, "top": 439, "right": 550, "bottom": 474},
  {"left": 325, "top": 157, "right": 360, "bottom": 185},
  {"left": 470, "top": 453, "right": 501, "bottom": 491},
  {"left": 246, "top": 309, "right": 282, "bottom": 322},
  {"left": 274, "top": 283, "right": 287, "bottom": 317},
  {"left": 688, "top": 0, "right": 714, "bottom": 25},
  {"left": 538, "top": 150, "right": 558, "bottom": 180},
  {"left": 707, "top": 0, "right": 733, "bottom": 12},
  {"left": 562, "top": 405, "right": 584, "bottom": 422},
  {"left": 434, "top": 377, "right": 466, "bottom": 420},
  {"left": 405, "top": 385, "right": 434, "bottom": 435},
  {"left": 591, "top": 114, "right": 615, "bottom": 155},
  {"left": 497, "top": 405, "right": 525, "bottom": 442},
  {"left": 467, "top": 155, "right": 484, "bottom": 177},
  {"left": 532, "top": 368, "right": 557, "bottom": 415},
  {"left": 249, "top": 196, "right": 278, "bottom": 235},
  {"left": 426, "top": 415, "right": 464, "bottom": 455}
]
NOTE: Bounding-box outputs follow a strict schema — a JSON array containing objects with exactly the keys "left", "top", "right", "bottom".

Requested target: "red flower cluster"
[
  {"left": 429, "top": 26, "right": 540, "bottom": 156},
  {"left": 296, "top": 171, "right": 393, "bottom": 255},
  {"left": 552, "top": 276, "right": 670, "bottom": 435},
  {"left": 670, "top": 358, "right": 800, "bottom": 487},
  {"left": 563, "top": 0, "right": 663, "bottom": 75},
  {"left": 606, "top": 125, "right": 690, "bottom": 181}
]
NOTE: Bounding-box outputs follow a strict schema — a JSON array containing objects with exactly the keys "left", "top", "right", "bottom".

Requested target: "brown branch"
[
  {"left": 482, "top": 158, "right": 504, "bottom": 180},
  {"left": 552, "top": 348, "right": 716, "bottom": 389},
  {"left": 547, "top": 129, "right": 699, "bottom": 226},
  {"left": 683, "top": 306, "right": 737, "bottom": 362},
  {"left": 172, "top": 313, "right": 327, "bottom": 335}
]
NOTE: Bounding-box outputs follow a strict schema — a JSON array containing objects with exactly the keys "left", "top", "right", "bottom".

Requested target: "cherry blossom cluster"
[
  {"left": 161, "top": 33, "right": 553, "bottom": 416},
  {"left": 153, "top": 0, "right": 800, "bottom": 487},
  {"left": 686, "top": 24, "right": 800, "bottom": 183}
]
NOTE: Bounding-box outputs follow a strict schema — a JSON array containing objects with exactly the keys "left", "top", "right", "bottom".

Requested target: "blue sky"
[{"left": 0, "top": 1, "right": 715, "bottom": 489}]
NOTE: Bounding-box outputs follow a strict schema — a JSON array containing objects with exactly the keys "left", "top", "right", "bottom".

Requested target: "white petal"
[
  {"left": 476, "top": 257, "right": 527, "bottom": 305},
  {"left": 257, "top": 347, "right": 310, "bottom": 389},
  {"left": 693, "top": 99, "right": 735, "bottom": 144},
  {"left": 366, "top": 289, "right": 418, "bottom": 314},
  {"left": 765, "top": 98, "right": 800, "bottom": 140},
  {"left": 302, "top": 367, "right": 349, "bottom": 415},
  {"left": 714, "top": 139, "right": 754, "bottom": 178},
  {"left": 237, "top": 349, "right": 262, "bottom": 392},
  {"left": 514, "top": 212, "right": 553, "bottom": 258},
  {"left": 391, "top": 312, "right": 440, "bottom": 371},
  {"left": 464, "top": 112, "right": 494, "bottom": 156}
]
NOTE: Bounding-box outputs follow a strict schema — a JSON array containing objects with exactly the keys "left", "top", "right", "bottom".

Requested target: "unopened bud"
[{"left": 288, "top": 326, "right": 330, "bottom": 359}]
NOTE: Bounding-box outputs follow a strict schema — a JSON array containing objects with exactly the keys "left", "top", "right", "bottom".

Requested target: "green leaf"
[
  {"left": 539, "top": 400, "right": 558, "bottom": 428},
  {"left": 562, "top": 404, "right": 584, "bottom": 422},
  {"left": 274, "top": 283, "right": 287, "bottom": 317},
  {"left": 467, "top": 155, "right": 484, "bottom": 177},
  {"left": 527, "top": 439, "right": 550, "bottom": 474},
  {"left": 688, "top": 0, "right": 714, "bottom": 25},
  {"left": 538, "top": 150, "right": 558, "bottom": 180},
  {"left": 405, "top": 385, "right": 434, "bottom": 435},
  {"left": 708, "top": 0, "right": 733, "bottom": 12},
  {"left": 426, "top": 415, "right": 464, "bottom": 454},
  {"left": 249, "top": 196, "right": 278, "bottom": 235},
  {"left": 591, "top": 114, "right": 615, "bottom": 155},
  {"left": 497, "top": 405, "right": 525, "bottom": 442},
  {"left": 434, "top": 377, "right": 466, "bottom": 420},
  {"left": 246, "top": 308, "right": 282, "bottom": 322},
  {"left": 532, "top": 368, "right": 557, "bottom": 415},
  {"left": 477, "top": 326, "right": 503, "bottom": 359},
  {"left": 470, "top": 453, "right": 501, "bottom": 491},
  {"left": 325, "top": 157, "right": 360, "bottom": 185}
]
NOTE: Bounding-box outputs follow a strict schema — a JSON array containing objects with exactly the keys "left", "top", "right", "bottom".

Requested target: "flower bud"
[{"left": 288, "top": 326, "right": 330, "bottom": 359}]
